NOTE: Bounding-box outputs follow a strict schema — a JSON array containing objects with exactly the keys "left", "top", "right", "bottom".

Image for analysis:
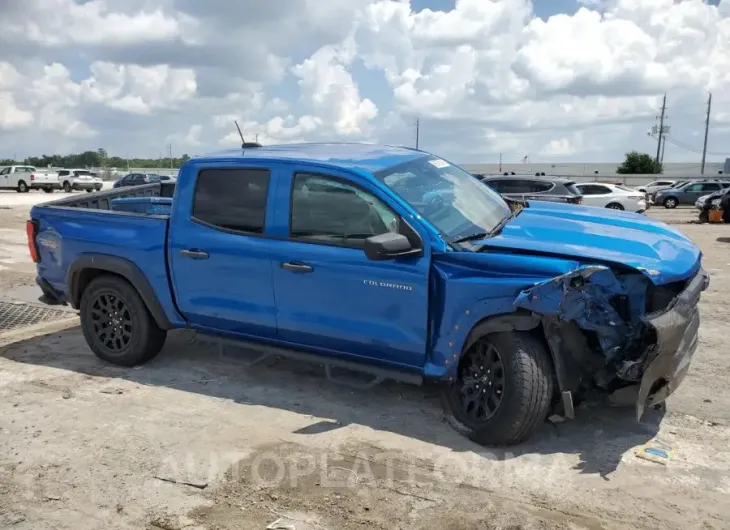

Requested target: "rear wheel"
[
  {"left": 663, "top": 197, "right": 678, "bottom": 209},
  {"left": 17, "top": 180, "right": 28, "bottom": 193},
  {"left": 85, "top": 189, "right": 92, "bottom": 193},
  {"left": 606, "top": 202, "right": 624, "bottom": 210},
  {"left": 80, "top": 275, "right": 167, "bottom": 367},
  {"left": 440, "top": 331, "right": 553, "bottom": 446}
]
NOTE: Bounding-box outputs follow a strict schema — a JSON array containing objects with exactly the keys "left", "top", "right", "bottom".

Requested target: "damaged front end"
[{"left": 514, "top": 264, "right": 710, "bottom": 421}]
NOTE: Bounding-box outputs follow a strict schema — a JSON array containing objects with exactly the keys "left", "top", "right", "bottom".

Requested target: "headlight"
[{"left": 712, "top": 198, "right": 722, "bottom": 206}]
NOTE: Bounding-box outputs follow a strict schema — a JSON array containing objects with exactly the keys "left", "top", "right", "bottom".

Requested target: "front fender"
[{"left": 425, "top": 253, "right": 579, "bottom": 379}]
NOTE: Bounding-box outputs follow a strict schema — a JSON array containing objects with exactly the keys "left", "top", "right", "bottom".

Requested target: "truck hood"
[{"left": 474, "top": 201, "right": 700, "bottom": 285}]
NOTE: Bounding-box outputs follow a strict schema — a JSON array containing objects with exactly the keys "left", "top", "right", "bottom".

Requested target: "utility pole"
[
  {"left": 499, "top": 153, "right": 502, "bottom": 173},
  {"left": 415, "top": 118, "right": 420, "bottom": 150},
  {"left": 701, "top": 92, "right": 712, "bottom": 174},
  {"left": 655, "top": 93, "right": 667, "bottom": 173},
  {"left": 660, "top": 136, "right": 666, "bottom": 163},
  {"left": 254, "top": 133, "right": 259, "bottom": 143},
  {"left": 168, "top": 144, "right": 173, "bottom": 169}
]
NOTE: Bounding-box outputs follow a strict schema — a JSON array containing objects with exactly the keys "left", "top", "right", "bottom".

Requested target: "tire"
[
  {"left": 80, "top": 275, "right": 167, "bottom": 367},
  {"left": 606, "top": 202, "right": 624, "bottom": 210},
  {"left": 440, "top": 331, "right": 553, "bottom": 446},
  {"left": 17, "top": 180, "right": 28, "bottom": 193},
  {"left": 63, "top": 181, "right": 72, "bottom": 193},
  {"left": 85, "top": 189, "right": 92, "bottom": 193},
  {"left": 699, "top": 210, "right": 709, "bottom": 223},
  {"left": 43, "top": 187, "right": 54, "bottom": 194},
  {"left": 663, "top": 197, "right": 678, "bottom": 209}
]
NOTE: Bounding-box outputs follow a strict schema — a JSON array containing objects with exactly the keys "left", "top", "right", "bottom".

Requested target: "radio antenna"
[{"left": 234, "top": 120, "right": 246, "bottom": 148}]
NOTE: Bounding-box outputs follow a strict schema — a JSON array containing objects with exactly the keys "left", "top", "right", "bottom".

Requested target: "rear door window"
[
  {"left": 193, "top": 168, "right": 271, "bottom": 234},
  {"left": 528, "top": 180, "right": 553, "bottom": 193},
  {"left": 483, "top": 179, "right": 506, "bottom": 192},
  {"left": 498, "top": 179, "right": 534, "bottom": 194}
]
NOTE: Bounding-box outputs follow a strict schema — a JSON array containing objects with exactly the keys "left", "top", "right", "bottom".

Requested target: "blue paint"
[
  {"left": 514, "top": 266, "right": 649, "bottom": 360},
  {"left": 30, "top": 142, "right": 705, "bottom": 382}
]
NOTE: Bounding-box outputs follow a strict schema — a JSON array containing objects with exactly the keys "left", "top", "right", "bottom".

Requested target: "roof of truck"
[{"left": 199, "top": 142, "right": 430, "bottom": 173}]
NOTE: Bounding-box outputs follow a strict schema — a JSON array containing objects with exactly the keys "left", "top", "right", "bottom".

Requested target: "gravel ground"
[{"left": 0, "top": 198, "right": 729, "bottom": 529}]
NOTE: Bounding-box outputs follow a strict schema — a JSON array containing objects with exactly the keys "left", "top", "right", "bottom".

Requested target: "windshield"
[{"left": 374, "top": 156, "right": 510, "bottom": 242}]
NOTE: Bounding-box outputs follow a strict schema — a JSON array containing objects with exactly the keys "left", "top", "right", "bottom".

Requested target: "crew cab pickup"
[
  {"left": 1, "top": 165, "right": 60, "bottom": 193},
  {"left": 28, "top": 143, "right": 708, "bottom": 445}
]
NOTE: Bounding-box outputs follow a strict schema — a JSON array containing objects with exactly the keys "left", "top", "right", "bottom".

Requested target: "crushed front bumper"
[{"left": 635, "top": 268, "right": 709, "bottom": 419}]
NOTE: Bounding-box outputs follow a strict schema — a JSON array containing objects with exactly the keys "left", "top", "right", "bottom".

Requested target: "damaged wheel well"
[{"left": 461, "top": 311, "right": 559, "bottom": 392}]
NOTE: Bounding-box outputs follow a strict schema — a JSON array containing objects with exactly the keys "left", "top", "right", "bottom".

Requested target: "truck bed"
[
  {"left": 40, "top": 181, "right": 176, "bottom": 213},
  {"left": 30, "top": 181, "right": 180, "bottom": 322}
]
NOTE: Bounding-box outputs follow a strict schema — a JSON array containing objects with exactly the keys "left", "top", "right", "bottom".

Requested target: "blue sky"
[{"left": 3, "top": 0, "right": 730, "bottom": 164}]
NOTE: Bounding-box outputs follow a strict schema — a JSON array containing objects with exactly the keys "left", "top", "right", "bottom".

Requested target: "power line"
[
  {"left": 662, "top": 134, "right": 730, "bottom": 156},
  {"left": 701, "top": 92, "right": 712, "bottom": 174}
]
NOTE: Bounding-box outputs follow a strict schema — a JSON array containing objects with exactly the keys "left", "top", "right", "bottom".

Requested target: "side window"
[
  {"left": 592, "top": 185, "right": 611, "bottom": 194},
  {"left": 0, "top": 168, "right": 9, "bottom": 175},
  {"left": 193, "top": 168, "right": 270, "bottom": 234},
  {"left": 703, "top": 183, "right": 721, "bottom": 191},
  {"left": 578, "top": 185, "right": 597, "bottom": 195},
  {"left": 483, "top": 179, "right": 505, "bottom": 192},
  {"left": 684, "top": 184, "right": 702, "bottom": 192},
  {"left": 496, "top": 179, "right": 528, "bottom": 194},
  {"left": 290, "top": 173, "right": 398, "bottom": 248},
  {"left": 58, "top": 170, "right": 69, "bottom": 177},
  {"left": 529, "top": 180, "right": 553, "bottom": 193}
]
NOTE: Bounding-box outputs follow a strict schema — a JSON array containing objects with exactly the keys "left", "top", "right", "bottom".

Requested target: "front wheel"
[
  {"left": 85, "top": 189, "right": 92, "bottom": 193},
  {"left": 63, "top": 181, "right": 72, "bottom": 192},
  {"left": 663, "top": 197, "right": 678, "bottom": 209},
  {"left": 80, "top": 275, "right": 167, "bottom": 367},
  {"left": 43, "top": 187, "right": 54, "bottom": 193},
  {"left": 440, "top": 331, "right": 553, "bottom": 446}
]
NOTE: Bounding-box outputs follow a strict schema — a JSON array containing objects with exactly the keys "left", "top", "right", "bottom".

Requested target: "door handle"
[
  {"left": 180, "top": 249, "right": 209, "bottom": 260},
  {"left": 281, "top": 262, "right": 313, "bottom": 273}
]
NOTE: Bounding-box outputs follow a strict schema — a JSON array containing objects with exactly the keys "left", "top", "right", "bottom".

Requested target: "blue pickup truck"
[{"left": 27, "top": 143, "right": 708, "bottom": 446}]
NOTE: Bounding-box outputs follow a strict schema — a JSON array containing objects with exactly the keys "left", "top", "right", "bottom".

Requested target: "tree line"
[
  {"left": 1, "top": 147, "right": 670, "bottom": 174},
  {"left": 0, "top": 148, "right": 191, "bottom": 169}
]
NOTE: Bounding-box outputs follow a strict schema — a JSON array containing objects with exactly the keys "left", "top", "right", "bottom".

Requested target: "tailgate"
[{"left": 31, "top": 171, "right": 59, "bottom": 183}]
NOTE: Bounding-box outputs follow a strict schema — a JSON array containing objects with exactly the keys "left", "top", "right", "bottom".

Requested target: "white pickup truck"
[{"left": 0, "top": 165, "right": 60, "bottom": 193}]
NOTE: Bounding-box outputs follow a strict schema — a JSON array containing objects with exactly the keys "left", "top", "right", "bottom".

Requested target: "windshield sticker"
[{"left": 429, "top": 158, "right": 450, "bottom": 169}]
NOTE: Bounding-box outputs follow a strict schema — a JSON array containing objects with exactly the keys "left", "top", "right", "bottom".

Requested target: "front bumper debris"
[
  {"left": 513, "top": 265, "right": 709, "bottom": 421},
  {"left": 635, "top": 268, "right": 708, "bottom": 419}
]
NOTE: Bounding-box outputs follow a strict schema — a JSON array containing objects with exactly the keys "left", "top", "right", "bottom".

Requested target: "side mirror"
[{"left": 364, "top": 232, "right": 422, "bottom": 261}]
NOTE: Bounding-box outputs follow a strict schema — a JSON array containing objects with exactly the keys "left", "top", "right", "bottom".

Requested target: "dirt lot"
[{"left": 1, "top": 192, "right": 729, "bottom": 530}]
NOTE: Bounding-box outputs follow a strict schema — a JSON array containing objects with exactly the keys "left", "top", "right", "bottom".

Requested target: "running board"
[{"left": 194, "top": 332, "right": 423, "bottom": 390}]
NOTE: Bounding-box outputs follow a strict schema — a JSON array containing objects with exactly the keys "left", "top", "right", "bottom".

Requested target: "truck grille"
[{"left": 645, "top": 279, "right": 689, "bottom": 315}]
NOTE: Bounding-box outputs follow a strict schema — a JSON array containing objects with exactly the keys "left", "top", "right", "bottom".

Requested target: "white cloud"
[{"left": 1, "top": 0, "right": 730, "bottom": 165}]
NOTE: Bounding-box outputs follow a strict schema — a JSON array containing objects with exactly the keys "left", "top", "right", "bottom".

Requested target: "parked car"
[
  {"left": 697, "top": 187, "right": 730, "bottom": 223},
  {"left": 113, "top": 173, "right": 162, "bottom": 188},
  {"left": 654, "top": 181, "right": 730, "bottom": 208},
  {"left": 480, "top": 175, "right": 583, "bottom": 204},
  {"left": 0, "top": 165, "right": 60, "bottom": 193},
  {"left": 637, "top": 180, "right": 676, "bottom": 194},
  {"left": 29, "top": 143, "right": 708, "bottom": 446},
  {"left": 574, "top": 183, "right": 648, "bottom": 212},
  {"left": 57, "top": 169, "right": 104, "bottom": 193}
]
